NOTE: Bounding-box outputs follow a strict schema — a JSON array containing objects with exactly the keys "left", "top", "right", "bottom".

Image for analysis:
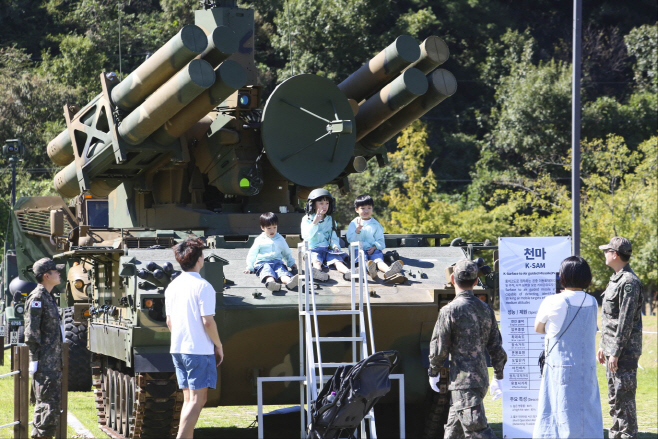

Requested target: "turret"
[{"left": 45, "top": 2, "right": 457, "bottom": 234}]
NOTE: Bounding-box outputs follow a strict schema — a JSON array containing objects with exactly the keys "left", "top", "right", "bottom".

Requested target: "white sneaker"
[
  {"left": 384, "top": 260, "right": 404, "bottom": 279},
  {"left": 367, "top": 261, "right": 379, "bottom": 280},
  {"left": 286, "top": 274, "right": 299, "bottom": 290},
  {"left": 312, "top": 268, "right": 329, "bottom": 282}
]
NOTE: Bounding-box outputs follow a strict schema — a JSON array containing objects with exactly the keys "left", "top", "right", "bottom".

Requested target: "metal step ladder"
[
  {"left": 256, "top": 241, "right": 405, "bottom": 439},
  {"left": 298, "top": 241, "right": 377, "bottom": 438}
]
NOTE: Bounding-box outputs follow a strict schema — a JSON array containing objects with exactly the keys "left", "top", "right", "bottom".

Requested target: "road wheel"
[
  {"left": 63, "top": 306, "right": 92, "bottom": 391},
  {"left": 108, "top": 369, "right": 118, "bottom": 431},
  {"left": 122, "top": 374, "right": 135, "bottom": 437}
]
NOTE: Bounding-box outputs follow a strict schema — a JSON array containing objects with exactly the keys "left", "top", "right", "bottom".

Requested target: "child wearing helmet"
[{"left": 301, "top": 188, "right": 351, "bottom": 281}]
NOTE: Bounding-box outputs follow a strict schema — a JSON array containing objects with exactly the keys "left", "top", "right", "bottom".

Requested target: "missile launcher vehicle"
[{"left": 10, "top": 0, "right": 499, "bottom": 437}]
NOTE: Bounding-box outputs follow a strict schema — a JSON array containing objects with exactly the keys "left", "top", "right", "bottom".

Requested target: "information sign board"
[{"left": 498, "top": 236, "right": 571, "bottom": 438}]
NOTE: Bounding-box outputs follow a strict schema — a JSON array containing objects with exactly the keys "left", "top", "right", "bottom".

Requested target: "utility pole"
[
  {"left": 572, "top": 0, "right": 582, "bottom": 255},
  {"left": 2, "top": 139, "right": 24, "bottom": 252},
  {"left": 2, "top": 139, "right": 23, "bottom": 208}
]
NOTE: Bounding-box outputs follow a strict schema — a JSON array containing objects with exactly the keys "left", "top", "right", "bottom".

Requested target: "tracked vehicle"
[{"left": 11, "top": 0, "right": 499, "bottom": 437}]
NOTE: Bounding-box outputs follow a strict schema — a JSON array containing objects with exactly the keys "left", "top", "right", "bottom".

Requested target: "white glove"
[
  {"left": 29, "top": 361, "right": 38, "bottom": 377},
  {"left": 490, "top": 378, "right": 502, "bottom": 401},
  {"left": 429, "top": 373, "right": 441, "bottom": 393}
]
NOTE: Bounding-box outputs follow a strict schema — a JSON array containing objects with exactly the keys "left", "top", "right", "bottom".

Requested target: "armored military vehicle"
[
  {"left": 10, "top": 0, "right": 498, "bottom": 437},
  {"left": 9, "top": 195, "right": 96, "bottom": 391}
]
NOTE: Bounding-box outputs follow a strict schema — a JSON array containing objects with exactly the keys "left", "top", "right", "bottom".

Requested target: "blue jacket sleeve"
[
  {"left": 301, "top": 216, "right": 319, "bottom": 241},
  {"left": 373, "top": 220, "right": 385, "bottom": 250},
  {"left": 346, "top": 219, "right": 359, "bottom": 244},
  {"left": 245, "top": 236, "right": 261, "bottom": 271}
]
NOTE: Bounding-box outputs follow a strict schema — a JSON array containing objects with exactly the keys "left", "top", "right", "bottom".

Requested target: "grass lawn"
[{"left": 1, "top": 312, "right": 656, "bottom": 438}]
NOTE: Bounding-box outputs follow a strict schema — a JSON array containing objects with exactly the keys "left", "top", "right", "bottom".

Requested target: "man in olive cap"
[
  {"left": 597, "top": 237, "right": 643, "bottom": 439},
  {"left": 428, "top": 259, "right": 507, "bottom": 438},
  {"left": 24, "top": 258, "right": 65, "bottom": 439}
]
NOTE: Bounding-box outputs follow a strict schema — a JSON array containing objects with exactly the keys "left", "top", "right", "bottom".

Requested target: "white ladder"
[{"left": 299, "top": 241, "right": 377, "bottom": 438}]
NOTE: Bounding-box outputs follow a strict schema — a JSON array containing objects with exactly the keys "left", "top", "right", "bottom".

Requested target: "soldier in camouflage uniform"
[
  {"left": 24, "top": 258, "right": 65, "bottom": 439},
  {"left": 428, "top": 259, "right": 507, "bottom": 439},
  {"left": 597, "top": 237, "right": 643, "bottom": 439}
]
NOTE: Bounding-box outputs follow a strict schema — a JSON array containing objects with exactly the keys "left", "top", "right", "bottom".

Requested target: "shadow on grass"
[
  {"left": 484, "top": 423, "right": 656, "bottom": 439},
  {"left": 194, "top": 426, "right": 301, "bottom": 439}
]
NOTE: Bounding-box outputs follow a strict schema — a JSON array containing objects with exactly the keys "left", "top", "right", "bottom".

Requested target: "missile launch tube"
[
  {"left": 338, "top": 35, "right": 420, "bottom": 102},
  {"left": 118, "top": 59, "right": 216, "bottom": 146},
  {"left": 355, "top": 68, "right": 428, "bottom": 141},
  {"left": 54, "top": 161, "right": 79, "bottom": 198},
  {"left": 111, "top": 25, "right": 208, "bottom": 112},
  {"left": 201, "top": 26, "right": 239, "bottom": 68},
  {"left": 361, "top": 69, "right": 457, "bottom": 148},
  {"left": 406, "top": 36, "right": 449, "bottom": 74},
  {"left": 47, "top": 128, "right": 74, "bottom": 166},
  {"left": 152, "top": 59, "right": 247, "bottom": 146}
]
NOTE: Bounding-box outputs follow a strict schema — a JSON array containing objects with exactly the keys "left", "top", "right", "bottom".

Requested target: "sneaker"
[
  {"left": 286, "top": 274, "right": 299, "bottom": 290},
  {"left": 312, "top": 268, "right": 329, "bottom": 282},
  {"left": 384, "top": 260, "right": 404, "bottom": 279},
  {"left": 343, "top": 271, "right": 351, "bottom": 281},
  {"left": 367, "top": 260, "right": 379, "bottom": 280},
  {"left": 384, "top": 273, "right": 407, "bottom": 285},
  {"left": 266, "top": 281, "right": 281, "bottom": 292}
]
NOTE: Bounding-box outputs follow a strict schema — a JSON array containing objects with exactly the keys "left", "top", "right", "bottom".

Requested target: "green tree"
[
  {"left": 383, "top": 121, "right": 439, "bottom": 233},
  {"left": 580, "top": 135, "right": 657, "bottom": 290},
  {"left": 624, "top": 23, "right": 658, "bottom": 93}
]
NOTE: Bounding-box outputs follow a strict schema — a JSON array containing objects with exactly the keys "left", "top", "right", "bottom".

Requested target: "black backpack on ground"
[{"left": 308, "top": 350, "right": 399, "bottom": 439}]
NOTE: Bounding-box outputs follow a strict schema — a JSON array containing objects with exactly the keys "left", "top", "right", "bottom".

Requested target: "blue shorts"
[
  {"left": 310, "top": 246, "right": 348, "bottom": 267},
  {"left": 351, "top": 247, "right": 384, "bottom": 265},
  {"left": 254, "top": 260, "right": 292, "bottom": 282},
  {"left": 172, "top": 353, "right": 217, "bottom": 390}
]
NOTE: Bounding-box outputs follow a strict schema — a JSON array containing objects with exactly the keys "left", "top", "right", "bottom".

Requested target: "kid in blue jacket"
[
  {"left": 244, "top": 212, "right": 298, "bottom": 292},
  {"left": 346, "top": 194, "right": 405, "bottom": 282},
  {"left": 301, "top": 188, "right": 350, "bottom": 281}
]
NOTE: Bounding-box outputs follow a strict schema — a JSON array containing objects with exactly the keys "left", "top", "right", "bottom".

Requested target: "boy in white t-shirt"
[{"left": 166, "top": 238, "right": 223, "bottom": 439}]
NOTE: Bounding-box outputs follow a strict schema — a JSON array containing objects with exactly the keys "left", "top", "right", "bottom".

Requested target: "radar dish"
[{"left": 261, "top": 74, "right": 356, "bottom": 187}]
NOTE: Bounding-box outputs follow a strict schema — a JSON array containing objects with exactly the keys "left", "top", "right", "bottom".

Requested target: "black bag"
[
  {"left": 538, "top": 350, "right": 546, "bottom": 375},
  {"left": 308, "top": 351, "right": 399, "bottom": 439}
]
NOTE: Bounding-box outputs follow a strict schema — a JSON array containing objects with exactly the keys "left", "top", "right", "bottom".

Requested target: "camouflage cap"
[
  {"left": 598, "top": 236, "right": 632, "bottom": 256},
  {"left": 453, "top": 259, "right": 479, "bottom": 282},
  {"left": 33, "top": 258, "right": 65, "bottom": 277}
]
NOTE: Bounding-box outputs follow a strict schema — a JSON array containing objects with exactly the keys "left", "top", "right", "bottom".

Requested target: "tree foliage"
[{"left": 0, "top": 1, "right": 655, "bottom": 290}]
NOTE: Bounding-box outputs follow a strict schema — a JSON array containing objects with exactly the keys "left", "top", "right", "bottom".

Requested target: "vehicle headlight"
[
  {"left": 14, "top": 304, "right": 24, "bottom": 315},
  {"left": 74, "top": 279, "right": 85, "bottom": 290}
]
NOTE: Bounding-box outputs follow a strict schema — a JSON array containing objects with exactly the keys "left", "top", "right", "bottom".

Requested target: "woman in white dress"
[{"left": 533, "top": 256, "right": 603, "bottom": 438}]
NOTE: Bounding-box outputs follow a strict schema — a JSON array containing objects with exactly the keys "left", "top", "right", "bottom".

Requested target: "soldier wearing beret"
[
  {"left": 24, "top": 258, "right": 65, "bottom": 439},
  {"left": 428, "top": 259, "right": 507, "bottom": 439},
  {"left": 597, "top": 237, "right": 643, "bottom": 439}
]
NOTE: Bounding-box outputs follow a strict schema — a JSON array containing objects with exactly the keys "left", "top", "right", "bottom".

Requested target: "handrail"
[{"left": 0, "top": 370, "right": 20, "bottom": 379}]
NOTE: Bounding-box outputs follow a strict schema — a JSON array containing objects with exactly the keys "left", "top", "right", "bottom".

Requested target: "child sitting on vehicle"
[
  {"left": 346, "top": 194, "right": 405, "bottom": 283},
  {"left": 300, "top": 189, "right": 351, "bottom": 281},
  {"left": 244, "top": 212, "right": 299, "bottom": 292}
]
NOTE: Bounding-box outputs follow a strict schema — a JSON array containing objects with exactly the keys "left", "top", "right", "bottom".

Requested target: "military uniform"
[
  {"left": 600, "top": 264, "right": 643, "bottom": 439},
  {"left": 429, "top": 260, "right": 507, "bottom": 439},
  {"left": 24, "top": 260, "right": 64, "bottom": 439}
]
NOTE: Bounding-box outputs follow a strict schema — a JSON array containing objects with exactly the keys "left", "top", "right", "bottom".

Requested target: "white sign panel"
[{"left": 498, "top": 236, "right": 571, "bottom": 439}]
